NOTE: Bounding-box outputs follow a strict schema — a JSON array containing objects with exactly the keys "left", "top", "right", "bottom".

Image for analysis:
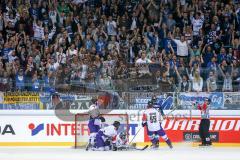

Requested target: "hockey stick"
[
  {"left": 117, "top": 144, "right": 149, "bottom": 151},
  {"left": 130, "top": 145, "right": 149, "bottom": 151},
  {"left": 128, "top": 127, "right": 142, "bottom": 145},
  {"left": 134, "top": 145, "right": 149, "bottom": 151}
]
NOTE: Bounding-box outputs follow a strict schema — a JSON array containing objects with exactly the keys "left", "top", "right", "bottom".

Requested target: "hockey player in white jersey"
[
  {"left": 92, "top": 121, "right": 121, "bottom": 151},
  {"left": 142, "top": 101, "right": 173, "bottom": 149}
]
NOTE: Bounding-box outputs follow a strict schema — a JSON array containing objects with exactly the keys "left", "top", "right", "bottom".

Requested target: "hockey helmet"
[
  {"left": 147, "top": 101, "right": 153, "bottom": 108},
  {"left": 119, "top": 131, "right": 127, "bottom": 140},
  {"left": 88, "top": 104, "right": 100, "bottom": 118},
  {"left": 152, "top": 95, "right": 157, "bottom": 101},
  {"left": 99, "top": 116, "right": 106, "bottom": 123},
  {"left": 113, "top": 121, "right": 121, "bottom": 129},
  {"left": 52, "top": 92, "right": 60, "bottom": 99}
]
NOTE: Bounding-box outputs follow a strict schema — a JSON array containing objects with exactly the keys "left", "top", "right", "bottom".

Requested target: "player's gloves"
[
  {"left": 99, "top": 116, "right": 106, "bottom": 122},
  {"left": 142, "top": 122, "right": 147, "bottom": 127},
  {"left": 112, "top": 143, "right": 117, "bottom": 151},
  {"left": 105, "top": 138, "right": 111, "bottom": 146}
]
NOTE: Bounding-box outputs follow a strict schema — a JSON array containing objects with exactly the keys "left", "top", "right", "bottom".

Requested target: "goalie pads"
[{"left": 112, "top": 131, "right": 129, "bottom": 151}]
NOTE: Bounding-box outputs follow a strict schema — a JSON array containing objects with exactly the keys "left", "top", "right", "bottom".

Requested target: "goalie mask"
[
  {"left": 119, "top": 131, "right": 127, "bottom": 141},
  {"left": 99, "top": 116, "right": 105, "bottom": 123},
  {"left": 113, "top": 121, "right": 121, "bottom": 129}
]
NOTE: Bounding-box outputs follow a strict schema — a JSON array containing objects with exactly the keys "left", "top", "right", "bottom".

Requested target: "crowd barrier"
[{"left": 0, "top": 91, "right": 240, "bottom": 110}]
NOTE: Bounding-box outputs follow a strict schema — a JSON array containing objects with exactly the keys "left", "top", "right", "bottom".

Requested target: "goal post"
[{"left": 74, "top": 113, "right": 129, "bottom": 149}]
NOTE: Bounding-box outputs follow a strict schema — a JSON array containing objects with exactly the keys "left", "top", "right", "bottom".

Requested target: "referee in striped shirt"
[{"left": 197, "top": 98, "right": 212, "bottom": 146}]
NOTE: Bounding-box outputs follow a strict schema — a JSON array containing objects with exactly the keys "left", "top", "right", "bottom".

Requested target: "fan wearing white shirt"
[
  {"left": 8, "top": 50, "right": 18, "bottom": 63},
  {"left": 56, "top": 47, "right": 66, "bottom": 64},
  {"left": 67, "top": 44, "right": 78, "bottom": 56},
  {"left": 190, "top": 70, "right": 203, "bottom": 92},
  {"left": 135, "top": 52, "right": 152, "bottom": 64},
  {"left": 135, "top": 52, "right": 152, "bottom": 75},
  {"left": 49, "top": 6, "right": 57, "bottom": 25},
  {"left": 130, "top": 12, "right": 138, "bottom": 30},
  {"left": 33, "top": 20, "right": 44, "bottom": 41},
  {"left": 191, "top": 12, "right": 204, "bottom": 36},
  {"left": 170, "top": 34, "right": 189, "bottom": 57},
  {"left": 106, "top": 16, "right": 117, "bottom": 36}
]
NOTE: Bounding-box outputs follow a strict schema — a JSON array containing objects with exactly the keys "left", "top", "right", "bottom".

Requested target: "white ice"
[{"left": 0, "top": 146, "right": 239, "bottom": 160}]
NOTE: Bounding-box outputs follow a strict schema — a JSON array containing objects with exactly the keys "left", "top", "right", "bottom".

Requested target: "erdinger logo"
[{"left": 28, "top": 123, "right": 44, "bottom": 136}]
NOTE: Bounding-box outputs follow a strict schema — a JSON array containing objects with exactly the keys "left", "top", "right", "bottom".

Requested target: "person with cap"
[{"left": 197, "top": 98, "right": 212, "bottom": 146}]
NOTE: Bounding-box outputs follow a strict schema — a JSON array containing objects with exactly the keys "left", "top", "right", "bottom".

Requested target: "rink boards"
[{"left": 0, "top": 110, "right": 239, "bottom": 147}]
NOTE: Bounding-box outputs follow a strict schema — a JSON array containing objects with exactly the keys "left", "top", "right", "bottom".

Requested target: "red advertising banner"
[{"left": 144, "top": 117, "right": 240, "bottom": 143}]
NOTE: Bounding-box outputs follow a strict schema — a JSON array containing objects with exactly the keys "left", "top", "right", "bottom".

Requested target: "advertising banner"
[
  {"left": 144, "top": 117, "right": 240, "bottom": 143},
  {"left": 224, "top": 92, "right": 240, "bottom": 109},
  {"left": 1, "top": 92, "right": 240, "bottom": 110},
  {"left": 39, "top": 92, "right": 92, "bottom": 110},
  {"left": 0, "top": 103, "right": 40, "bottom": 110},
  {"left": 178, "top": 92, "right": 224, "bottom": 109},
  {"left": 0, "top": 92, "right": 122, "bottom": 110},
  {"left": 0, "top": 110, "right": 239, "bottom": 146},
  {"left": 183, "top": 132, "right": 219, "bottom": 142},
  {"left": 0, "top": 113, "right": 143, "bottom": 144},
  {"left": 0, "top": 116, "right": 77, "bottom": 142},
  {"left": 123, "top": 92, "right": 174, "bottom": 110},
  {"left": 3, "top": 92, "right": 40, "bottom": 104},
  {"left": 0, "top": 92, "right": 40, "bottom": 109}
]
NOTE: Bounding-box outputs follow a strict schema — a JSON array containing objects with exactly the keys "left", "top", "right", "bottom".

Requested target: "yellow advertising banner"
[{"left": 3, "top": 92, "right": 40, "bottom": 104}]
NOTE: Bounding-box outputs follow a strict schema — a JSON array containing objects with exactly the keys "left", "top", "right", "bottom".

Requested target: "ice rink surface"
[{"left": 0, "top": 145, "right": 239, "bottom": 160}]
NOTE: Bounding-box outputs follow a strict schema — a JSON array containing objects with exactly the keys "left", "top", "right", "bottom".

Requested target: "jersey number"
[{"left": 149, "top": 113, "right": 157, "bottom": 123}]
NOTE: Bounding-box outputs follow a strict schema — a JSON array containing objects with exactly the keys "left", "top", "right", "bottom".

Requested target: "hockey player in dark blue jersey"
[{"left": 86, "top": 98, "right": 105, "bottom": 150}]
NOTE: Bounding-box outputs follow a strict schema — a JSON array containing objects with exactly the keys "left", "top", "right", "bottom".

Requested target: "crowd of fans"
[{"left": 0, "top": 0, "right": 240, "bottom": 93}]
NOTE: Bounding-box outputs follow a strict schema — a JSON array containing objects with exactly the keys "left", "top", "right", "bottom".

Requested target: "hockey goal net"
[{"left": 74, "top": 113, "right": 129, "bottom": 148}]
